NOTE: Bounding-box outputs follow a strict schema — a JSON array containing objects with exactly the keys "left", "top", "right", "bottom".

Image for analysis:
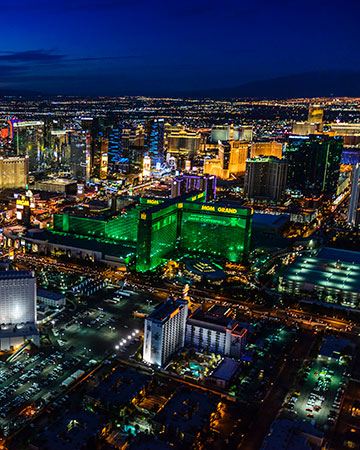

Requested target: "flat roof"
[
  {"left": 37, "top": 288, "right": 66, "bottom": 301},
  {"left": 148, "top": 299, "right": 186, "bottom": 323},
  {"left": 209, "top": 357, "right": 240, "bottom": 381},
  {"left": 88, "top": 367, "right": 150, "bottom": 407},
  {"left": 252, "top": 213, "right": 290, "bottom": 227},
  {"left": 154, "top": 387, "right": 218, "bottom": 435},
  {"left": 282, "top": 255, "right": 360, "bottom": 293},
  {"left": 42, "top": 230, "right": 136, "bottom": 260},
  {"left": 0, "top": 270, "right": 34, "bottom": 280},
  {"left": 318, "top": 247, "right": 360, "bottom": 265}
]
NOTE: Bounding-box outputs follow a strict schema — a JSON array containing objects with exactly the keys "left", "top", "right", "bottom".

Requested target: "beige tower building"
[
  {"left": 308, "top": 105, "right": 324, "bottom": 124},
  {"left": 250, "top": 141, "right": 283, "bottom": 159},
  {"left": 204, "top": 140, "right": 248, "bottom": 179},
  {"left": 0, "top": 156, "right": 29, "bottom": 189}
]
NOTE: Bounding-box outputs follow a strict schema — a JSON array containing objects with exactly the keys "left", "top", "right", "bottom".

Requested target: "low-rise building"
[
  {"left": 153, "top": 386, "right": 219, "bottom": 445},
  {"left": 262, "top": 419, "right": 325, "bottom": 450},
  {"left": 279, "top": 247, "right": 360, "bottom": 308},
  {"left": 86, "top": 367, "right": 150, "bottom": 414},
  {"left": 37, "top": 288, "right": 66, "bottom": 308},
  {"left": 207, "top": 357, "right": 241, "bottom": 388}
]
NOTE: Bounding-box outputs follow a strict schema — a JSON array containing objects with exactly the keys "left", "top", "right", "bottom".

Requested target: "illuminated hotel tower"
[
  {"left": 143, "top": 298, "right": 188, "bottom": 367},
  {"left": 347, "top": 163, "right": 360, "bottom": 228}
]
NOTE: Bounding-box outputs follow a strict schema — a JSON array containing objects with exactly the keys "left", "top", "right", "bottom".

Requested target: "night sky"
[{"left": 1, "top": 0, "right": 359, "bottom": 96}]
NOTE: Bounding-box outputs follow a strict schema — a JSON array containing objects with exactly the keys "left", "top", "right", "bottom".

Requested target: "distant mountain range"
[
  {"left": 190, "top": 70, "right": 360, "bottom": 99},
  {"left": 2, "top": 70, "right": 360, "bottom": 99}
]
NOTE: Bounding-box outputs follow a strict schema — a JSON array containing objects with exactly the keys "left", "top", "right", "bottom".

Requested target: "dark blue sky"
[{"left": 1, "top": 0, "right": 359, "bottom": 96}]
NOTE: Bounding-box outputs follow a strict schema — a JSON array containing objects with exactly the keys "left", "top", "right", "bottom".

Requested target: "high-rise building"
[
  {"left": 186, "top": 305, "right": 247, "bottom": 359},
  {"left": 143, "top": 298, "right": 188, "bottom": 367},
  {"left": 0, "top": 156, "right": 29, "bottom": 189},
  {"left": 347, "top": 163, "right": 360, "bottom": 228},
  {"left": 204, "top": 140, "right": 248, "bottom": 179},
  {"left": 166, "top": 128, "right": 200, "bottom": 162},
  {"left": 136, "top": 202, "right": 179, "bottom": 272},
  {"left": 107, "top": 127, "right": 122, "bottom": 173},
  {"left": 0, "top": 270, "right": 39, "bottom": 351},
  {"left": 250, "top": 141, "right": 283, "bottom": 159},
  {"left": 122, "top": 124, "right": 145, "bottom": 167},
  {"left": 291, "top": 122, "right": 318, "bottom": 136},
  {"left": 13, "top": 121, "right": 45, "bottom": 171},
  {"left": 178, "top": 202, "right": 252, "bottom": 264},
  {"left": 145, "top": 119, "right": 165, "bottom": 167},
  {"left": 70, "top": 131, "right": 87, "bottom": 182},
  {"left": 244, "top": 156, "right": 288, "bottom": 203},
  {"left": 171, "top": 174, "right": 217, "bottom": 201},
  {"left": 308, "top": 105, "right": 324, "bottom": 124},
  {"left": 210, "top": 124, "right": 253, "bottom": 143},
  {"left": 284, "top": 135, "right": 343, "bottom": 196},
  {"left": 136, "top": 199, "right": 252, "bottom": 272}
]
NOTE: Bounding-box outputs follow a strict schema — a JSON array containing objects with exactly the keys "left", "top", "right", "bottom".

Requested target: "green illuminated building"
[
  {"left": 53, "top": 204, "right": 148, "bottom": 244},
  {"left": 52, "top": 190, "right": 252, "bottom": 272},
  {"left": 135, "top": 199, "right": 252, "bottom": 272},
  {"left": 179, "top": 202, "right": 252, "bottom": 263},
  {"left": 136, "top": 202, "right": 180, "bottom": 272}
]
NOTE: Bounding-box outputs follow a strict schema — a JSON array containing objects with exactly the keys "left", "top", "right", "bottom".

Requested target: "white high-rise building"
[
  {"left": 0, "top": 270, "right": 38, "bottom": 351},
  {"left": 143, "top": 298, "right": 188, "bottom": 367}
]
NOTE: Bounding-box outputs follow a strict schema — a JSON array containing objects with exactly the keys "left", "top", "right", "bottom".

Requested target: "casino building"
[{"left": 2, "top": 191, "right": 253, "bottom": 273}]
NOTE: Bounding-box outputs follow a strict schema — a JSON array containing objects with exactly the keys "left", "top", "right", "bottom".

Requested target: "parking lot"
[
  {"left": 0, "top": 283, "right": 159, "bottom": 436},
  {"left": 52, "top": 285, "right": 154, "bottom": 359},
  {"left": 289, "top": 357, "right": 348, "bottom": 427},
  {"left": 0, "top": 348, "right": 84, "bottom": 433}
]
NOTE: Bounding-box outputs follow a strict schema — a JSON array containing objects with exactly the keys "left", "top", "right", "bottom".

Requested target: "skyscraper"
[
  {"left": 107, "top": 127, "right": 122, "bottom": 174},
  {"left": 0, "top": 156, "right": 29, "bottom": 189},
  {"left": 308, "top": 105, "right": 324, "bottom": 124},
  {"left": 143, "top": 298, "right": 188, "bottom": 367},
  {"left": 204, "top": 140, "right": 248, "bottom": 179},
  {"left": 250, "top": 141, "right": 283, "bottom": 159},
  {"left": 244, "top": 156, "right": 288, "bottom": 203},
  {"left": 145, "top": 119, "right": 165, "bottom": 167},
  {"left": 347, "top": 163, "right": 360, "bottom": 228},
  {"left": 284, "top": 135, "right": 343, "bottom": 196},
  {"left": 0, "top": 270, "right": 38, "bottom": 351}
]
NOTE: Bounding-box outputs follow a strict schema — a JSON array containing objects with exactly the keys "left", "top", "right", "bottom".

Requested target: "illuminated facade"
[
  {"left": 53, "top": 194, "right": 252, "bottom": 273},
  {"left": 53, "top": 204, "right": 148, "bottom": 244},
  {"left": 186, "top": 305, "right": 247, "bottom": 359},
  {"left": 244, "top": 156, "right": 288, "bottom": 203},
  {"left": 179, "top": 202, "right": 252, "bottom": 263},
  {"left": 171, "top": 174, "right": 217, "bottom": 201},
  {"left": 13, "top": 121, "right": 45, "bottom": 171},
  {"left": 136, "top": 203, "right": 180, "bottom": 272},
  {"left": 143, "top": 298, "right": 188, "bottom": 367},
  {"left": 0, "top": 156, "right": 29, "bottom": 189},
  {"left": 166, "top": 127, "right": 200, "bottom": 160},
  {"left": 250, "top": 141, "right": 283, "bottom": 159},
  {"left": 204, "top": 140, "right": 248, "bottom": 179},
  {"left": 284, "top": 135, "right": 343, "bottom": 196},
  {"left": 145, "top": 119, "right": 165, "bottom": 167},
  {"left": 347, "top": 163, "right": 360, "bottom": 228},
  {"left": 308, "top": 105, "right": 324, "bottom": 123},
  {"left": 0, "top": 270, "right": 39, "bottom": 351}
]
